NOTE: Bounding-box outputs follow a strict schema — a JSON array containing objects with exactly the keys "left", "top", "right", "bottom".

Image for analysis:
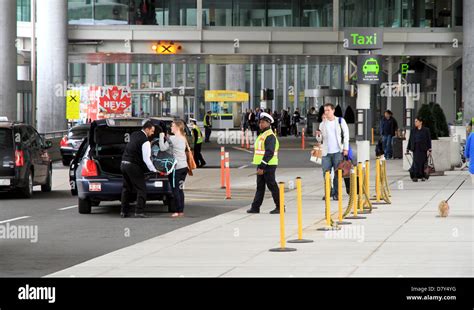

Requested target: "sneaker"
[
  {"left": 269, "top": 207, "right": 285, "bottom": 214},
  {"left": 332, "top": 195, "right": 338, "bottom": 201},
  {"left": 246, "top": 208, "right": 260, "bottom": 214},
  {"left": 171, "top": 212, "right": 184, "bottom": 218},
  {"left": 421, "top": 178, "right": 426, "bottom": 182},
  {"left": 411, "top": 178, "right": 418, "bottom": 182}
]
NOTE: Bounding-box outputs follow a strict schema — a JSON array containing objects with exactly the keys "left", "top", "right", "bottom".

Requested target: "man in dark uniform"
[
  {"left": 190, "top": 118, "right": 206, "bottom": 167},
  {"left": 120, "top": 120, "right": 158, "bottom": 218},
  {"left": 247, "top": 112, "right": 282, "bottom": 214},
  {"left": 203, "top": 111, "right": 212, "bottom": 143}
]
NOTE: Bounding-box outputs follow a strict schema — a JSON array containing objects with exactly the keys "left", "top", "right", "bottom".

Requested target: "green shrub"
[
  {"left": 430, "top": 102, "right": 450, "bottom": 137},
  {"left": 417, "top": 104, "right": 438, "bottom": 140}
]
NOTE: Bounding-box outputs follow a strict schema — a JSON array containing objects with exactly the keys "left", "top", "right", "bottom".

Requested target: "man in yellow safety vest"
[
  {"left": 190, "top": 118, "right": 206, "bottom": 167},
  {"left": 247, "top": 112, "right": 282, "bottom": 214}
]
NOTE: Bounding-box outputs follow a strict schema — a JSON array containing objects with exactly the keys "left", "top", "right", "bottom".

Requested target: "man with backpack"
[{"left": 315, "top": 103, "right": 350, "bottom": 200}]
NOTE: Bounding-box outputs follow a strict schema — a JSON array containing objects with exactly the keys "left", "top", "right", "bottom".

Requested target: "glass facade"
[
  {"left": 68, "top": 0, "right": 197, "bottom": 26},
  {"left": 340, "top": 0, "right": 460, "bottom": 28},
  {"left": 202, "top": 0, "right": 332, "bottom": 27},
  {"left": 17, "top": 0, "right": 31, "bottom": 22}
]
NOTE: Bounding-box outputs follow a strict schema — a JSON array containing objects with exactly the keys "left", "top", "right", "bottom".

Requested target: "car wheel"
[
  {"left": 78, "top": 198, "right": 92, "bottom": 214},
  {"left": 62, "top": 158, "right": 71, "bottom": 166},
  {"left": 21, "top": 170, "right": 34, "bottom": 199},
  {"left": 165, "top": 195, "right": 177, "bottom": 213},
  {"left": 41, "top": 167, "right": 52, "bottom": 192}
]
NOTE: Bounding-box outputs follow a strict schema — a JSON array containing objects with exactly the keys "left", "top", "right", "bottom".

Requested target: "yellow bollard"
[
  {"left": 365, "top": 160, "right": 377, "bottom": 210},
  {"left": 382, "top": 160, "right": 392, "bottom": 197},
  {"left": 337, "top": 169, "right": 351, "bottom": 225},
  {"left": 318, "top": 171, "right": 340, "bottom": 231},
  {"left": 269, "top": 183, "right": 296, "bottom": 252},
  {"left": 346, "top": 169, "right": 366, "bottom": 220},
  {"left": 358, "top": 163, "right": 364, "bottom": 212},
  {"left": 288, "top": 178, "right": 313, "bottom": 243},
  {"left": 375, "top": 158, "right": 381, "bottom": 202}
]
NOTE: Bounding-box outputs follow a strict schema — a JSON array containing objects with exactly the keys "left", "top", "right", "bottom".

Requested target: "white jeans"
[{"left": 471, "top": 174, "right": 474, "bottom": 186}]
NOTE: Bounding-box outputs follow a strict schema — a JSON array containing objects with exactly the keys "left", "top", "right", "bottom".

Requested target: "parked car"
[
  {"left": 69, "top": 118, "right": 192, "bottom": 214},
  {"left": 0, "top": 120, "right": 53, "bottom": 198},
  {"left": 60, "top": 124, "right": 91, "bottom": 166}
]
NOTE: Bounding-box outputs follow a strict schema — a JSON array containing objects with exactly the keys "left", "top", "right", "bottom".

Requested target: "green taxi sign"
[
  {"left": 357, "top": 55, "right": 382, "bottom": 84},
  {"left": 344, "top": 29, "right": 383, "bottom": 50}
]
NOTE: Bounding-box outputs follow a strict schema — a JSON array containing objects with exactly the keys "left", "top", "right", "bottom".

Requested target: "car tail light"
[
  {"left": 15, "top": 150, "right": 24, "bottom": 167},
  {"left": 60, "top": 136, "right": 69, "bottom": 147},
  {"left": 81, "top": 159, "right": 98, "bottom": 177}
]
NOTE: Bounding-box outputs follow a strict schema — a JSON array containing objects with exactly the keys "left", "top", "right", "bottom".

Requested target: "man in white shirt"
[
  {"left": 316, "top": 103, "right": 350, "bottom": 200},
  {"left": 120, "top": 120, "right": 158, "bottom": 218}
]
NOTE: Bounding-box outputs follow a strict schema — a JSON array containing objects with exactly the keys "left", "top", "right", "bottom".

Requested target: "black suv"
[
  {"left": 69, "top": 118, "right": 192, "bottom": 214},
  {"left": 0, "top": 121, "right": 53, "bottom": 198}
]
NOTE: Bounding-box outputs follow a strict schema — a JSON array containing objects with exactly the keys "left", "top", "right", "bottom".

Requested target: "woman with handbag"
[
  {"left": 406, "top": 116, "right": 432, "bottom": 182},
  {"left": 159, "top": 120, "right": 189, "bottom": 217}
]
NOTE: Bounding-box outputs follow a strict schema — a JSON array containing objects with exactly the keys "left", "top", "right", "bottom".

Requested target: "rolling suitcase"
[{"left": 392, "top": 137, "right": 404, "bottom": 159}]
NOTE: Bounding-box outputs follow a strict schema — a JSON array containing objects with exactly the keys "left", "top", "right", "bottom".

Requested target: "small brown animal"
[{"left": 438, "top": 200, "right": 449, "bottom": 217}]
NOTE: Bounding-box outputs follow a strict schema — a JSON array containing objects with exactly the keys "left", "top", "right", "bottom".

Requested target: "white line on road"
[
  {"left": 232, "top": 147, "right": 253, "bottom": 154},
  {"left": 0, "top": 216, "right": 31, "bottom": 224},
  {"left": 58, "top": 205, "right": 77, "bottom": 211},
  {"left": 238, "top": 165, "right": 249, "bottom": 169}
]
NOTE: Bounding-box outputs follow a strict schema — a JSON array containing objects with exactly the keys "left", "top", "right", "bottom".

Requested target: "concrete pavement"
[{"left": 48, "top": 158, "right": 473, "bottom": 277}]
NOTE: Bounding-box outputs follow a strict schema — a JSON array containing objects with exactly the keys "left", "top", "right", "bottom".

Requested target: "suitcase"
[{"left": 392, "top": 137, "right": 404, "bottom": 159}]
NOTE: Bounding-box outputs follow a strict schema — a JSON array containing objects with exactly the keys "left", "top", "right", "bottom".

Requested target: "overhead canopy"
[{"left": 205, "top": 90, "right": 249, "bottom": 102}]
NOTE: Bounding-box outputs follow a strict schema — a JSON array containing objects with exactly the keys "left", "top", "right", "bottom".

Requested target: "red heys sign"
[{"left": 99, "top": 86, "right": 132, "bottom": 116}]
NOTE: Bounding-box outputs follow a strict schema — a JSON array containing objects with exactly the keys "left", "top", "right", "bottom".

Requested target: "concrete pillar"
[
  {"left": 18, "top": 66, "right": 31, "bottom": 81},
  {"left": 0, "top": 1, "right": 17, "bottom": 120},
  {"left": 294, "top": 64, "right": 301, "bottom": 112},
  {"left": 37, "top": 0, "right": 68, "bottom": 132},
  {"left": 463, "top": 0, "right": 474, "bottom": 125},
  {"left": 283, "top": 65, "right": 289, "bottom": 110},
  {"left": 436, "top": 57, "right": 456, "bottom": 124},
  {"left": 226, "top": 65, "right": 245, "bottom": 92},
  {"left": 387, "top": 57, "right": 393, "bottom": 111},
  {"left": 85, "top": 64, "right": 104, "bottom": 86},
  {"left": 209, "top": 64, "right": 225, "bottom": 90},
  {"left": 226, "top": 64, "right": 246, "bottom": 126},
  {"left": 356, "top": 84, "right": 371, "bottom": 163}
]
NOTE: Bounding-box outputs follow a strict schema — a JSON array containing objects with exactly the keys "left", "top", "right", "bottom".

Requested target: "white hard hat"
[
  {"left": 189, "top": 118, "right": 197, "bottom": 122},
  {"left": 259, "top": 112, "right": 274, "bottom": 124}
]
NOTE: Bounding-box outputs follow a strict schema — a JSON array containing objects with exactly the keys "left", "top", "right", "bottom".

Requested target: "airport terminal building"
[{"left": 1, "top": 0, "right": 472, "bottom": 134}]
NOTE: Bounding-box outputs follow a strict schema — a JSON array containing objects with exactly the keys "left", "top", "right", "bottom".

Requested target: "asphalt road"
[{"left": 0, "top": 137, "right": 316, "bottom": 277}]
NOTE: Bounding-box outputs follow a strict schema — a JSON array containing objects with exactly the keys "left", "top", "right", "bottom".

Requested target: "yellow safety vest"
[
  {"left": 194, "top": 125, "right": 203, "bottom": 144},
  {"left": 252, "top": 129, "right": 279, "bottom": 166},
  {"left": 203, "top": 115, "right": 211, "bottom": 127}
]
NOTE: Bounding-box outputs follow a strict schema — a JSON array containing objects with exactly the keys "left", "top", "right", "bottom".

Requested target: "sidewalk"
[{"left": 48, "top": 159, "right": 473, "bottom": 277}]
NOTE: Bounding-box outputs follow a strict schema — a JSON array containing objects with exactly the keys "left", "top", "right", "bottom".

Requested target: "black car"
[
  {"left": 69, "top": 118, "right": 191, "bottom": 214},
  {"left": 0, "top": 121, "right": 53, "bottom": 198},
  {"left": 60, "top": 124, "right": 91, "bottom": 166}
]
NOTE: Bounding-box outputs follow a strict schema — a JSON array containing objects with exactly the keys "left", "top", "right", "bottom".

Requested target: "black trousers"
[
  {"left": 121, "top": 162, "right": 147, "bottom": 214},
  {"left": 194, "top": 143, "right": 206, "bottom": 167},
  {"left": 204, "top": 127, "right": 212, "bottom": 142},
  {"left": 251, "top": 166, "right": 280, "bottom": 210},
  {"left": 168, "top": 168, "right": 188, "bottom": 212}
]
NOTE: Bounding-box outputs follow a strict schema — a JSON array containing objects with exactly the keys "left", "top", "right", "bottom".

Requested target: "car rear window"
[
  {"left": 0, "top": 128, "right": 13, "bottom": 149},
  {"left": 69, "top": 127, "right": 89, "bottom": 139},
  {"left": 94, "top": 127, "right": 142, "bottom": 146}
]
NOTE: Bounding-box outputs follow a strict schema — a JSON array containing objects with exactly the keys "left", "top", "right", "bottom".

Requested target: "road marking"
[
  {"left": 0, "top": 216, "right": 31, "bottom": 224},
  {"left": 238, "top": 165, "right": 249, "bottom": 169},
  {"left": 232, "top": 147, "right": 253, "bottom": 154},
  {"left": 58, "top": 205, "right": 77, "bottom": 211}
]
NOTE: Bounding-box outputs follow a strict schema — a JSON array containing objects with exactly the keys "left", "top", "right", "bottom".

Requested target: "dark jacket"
[
  {"left": 380, "top": 117, "right": 398, "bottom": 136},
  {"left": 407, "top": 127, "right": 432, "bottom": 153},
  {"left": 122, "top": 130, "right": 149, "bottom": 172}
]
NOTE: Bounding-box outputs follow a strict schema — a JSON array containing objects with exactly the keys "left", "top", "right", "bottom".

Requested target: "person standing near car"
[
  {"left": 190, "top": 118, "right": 206, "bottom": 168},
  {"left": 120, "top": 120, "right": 158, "bottom": 218},
  {"left": 316, "top": 103, "right": 350, "bottom": 200},
  {"left": 159, "top": 120, "right": 189, "bottom": 217},
  {"left": 380, "top": 110, "right": 398, "bottom": 159},
  {"left": 406, "top": 116, "right": 432, "bottom": 182}
]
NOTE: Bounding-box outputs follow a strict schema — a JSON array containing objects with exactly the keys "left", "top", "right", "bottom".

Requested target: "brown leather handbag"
[
  {"left": 185, "top": 140, "right": 197, "bottom": 176},
  {"left": 337, "top": 156, "right": 353, "bottom": 178}
]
